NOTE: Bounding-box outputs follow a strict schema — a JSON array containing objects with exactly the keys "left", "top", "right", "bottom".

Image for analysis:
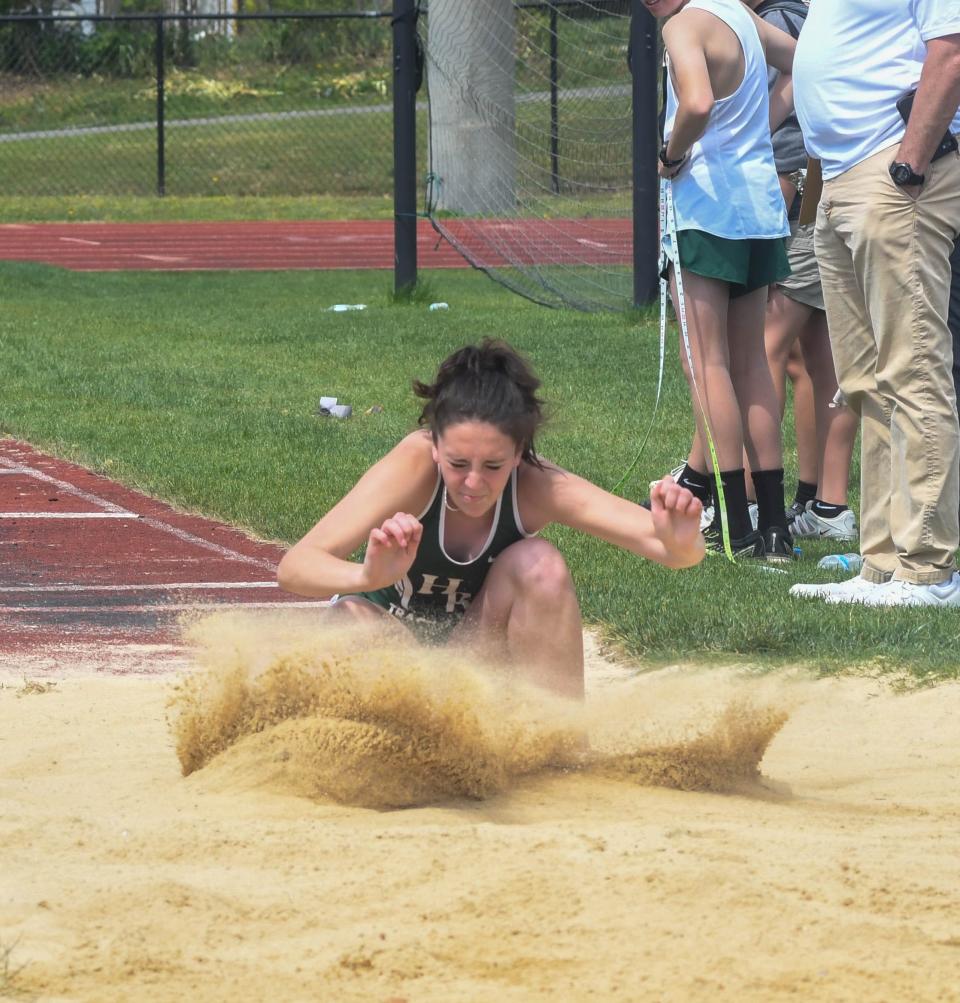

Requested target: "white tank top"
[{"left": 663, "top": 0, "right": 789, "bottom": 241}]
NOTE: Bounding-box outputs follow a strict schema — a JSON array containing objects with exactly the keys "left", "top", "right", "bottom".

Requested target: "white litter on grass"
[
  {"left": 316, "top": 396, "right": 352, "bottom": 419},
  {"left": 428, "top": 302, "right": 449, "bottom": 311},
  {"left": 327, "top": 304, "right": 367, "bottom": 312}
]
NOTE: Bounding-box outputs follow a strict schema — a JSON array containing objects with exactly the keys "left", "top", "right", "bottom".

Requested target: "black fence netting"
[{"left": 0, "top": 10, "right": 423, "bottom": 197}]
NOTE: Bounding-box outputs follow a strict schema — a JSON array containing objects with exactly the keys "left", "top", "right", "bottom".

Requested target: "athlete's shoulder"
[
  {"left": 393, "top": 428, "right": 434, "bottom": 459},
  {"left": 371, "top": 429, "right": 437, "bottom": 494},
  {"left": 515, "top": 456, "right": 571, "bottom": 531}
]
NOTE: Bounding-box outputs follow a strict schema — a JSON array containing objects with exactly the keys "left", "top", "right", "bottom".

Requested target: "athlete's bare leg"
[
  {"left": 325, "top": 596, "right": 416, "bottom": 643},
  {"left": 448, "top": 538, "right": 584, "bottom": 700}
]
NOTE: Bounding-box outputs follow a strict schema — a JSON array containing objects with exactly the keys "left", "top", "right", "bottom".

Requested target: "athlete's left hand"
[{"left": 649, "top": 476, "right": 703, "bottom": 560}]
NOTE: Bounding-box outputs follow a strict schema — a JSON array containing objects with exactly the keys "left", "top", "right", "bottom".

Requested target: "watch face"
[{"left": 891, "top": 163, "right": 913, "bottom": 185}]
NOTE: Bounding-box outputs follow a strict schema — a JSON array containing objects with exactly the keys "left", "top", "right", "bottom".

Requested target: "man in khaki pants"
[{"left": 789, "top": 0, "right": 960, "bottom": 607}]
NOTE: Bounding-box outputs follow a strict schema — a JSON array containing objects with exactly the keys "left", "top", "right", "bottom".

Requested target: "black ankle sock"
[
  {"left": 793, "top": 480, "right": 817, "bottom": 508},
  {"left": 811, "top": 499, "right": 848, "bottom": 519},
  {"left": 676, "top": 464, "right": 711, "bottom": 503},
  {"left": 711, "top": 468, "right": 752, "bottom": 540},
  {"left": 752, "top": 468, "right": 789, "bottom": 532}
]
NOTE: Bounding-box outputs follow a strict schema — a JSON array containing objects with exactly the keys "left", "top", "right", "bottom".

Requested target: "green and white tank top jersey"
[{"left": 344, "top": 466, "right": 534, "bottom": 623}]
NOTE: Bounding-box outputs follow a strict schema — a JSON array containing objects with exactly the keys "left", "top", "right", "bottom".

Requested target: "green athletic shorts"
[{"left": 666, "top": 229, "right": 791, "bottom": 299}]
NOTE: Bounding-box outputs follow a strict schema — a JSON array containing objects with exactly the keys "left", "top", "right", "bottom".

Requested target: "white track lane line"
[
  {"left": 0, "top": 601, "right": 328, "bottom": 613},
  {"left": 0, "top": 459, "right": 132, "bottom": 514},
  {"left": 0, "top": 581, "right": 280, "bottom": 593},
  {"left": 0, "top": 455, "right": 278, "bottom": 572},
  {"left": 0, "top": 512, "right": 132, "bottom": 519}
]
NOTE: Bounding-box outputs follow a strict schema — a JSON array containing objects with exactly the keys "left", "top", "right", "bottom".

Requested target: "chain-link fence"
[{"left": 0, "top": 10, "right": 417, "bottom": 197}]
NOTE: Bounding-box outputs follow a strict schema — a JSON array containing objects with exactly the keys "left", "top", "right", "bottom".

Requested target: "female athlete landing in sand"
[{"left": 278, "top": 340, "right": 704, "bottom": 699}]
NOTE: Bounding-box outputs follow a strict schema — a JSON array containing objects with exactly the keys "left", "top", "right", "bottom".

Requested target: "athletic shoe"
[
  {"left": 707, "top": 528, "right": 765, "bottom": 559},
  {"left": 853, "top": 573, "right": 960, "bottom": 608},
  {"left": 791, "top": 504, "right": 858, "bottom": 541},
  {"left": 763, "top": 525, "right": 795, "bottom": 563},
  {"left": 785, "top": 499, "right": 806, "bottom": 527},
  {"left": 790, "top": 574, "right": 884, "bottom": 603}
]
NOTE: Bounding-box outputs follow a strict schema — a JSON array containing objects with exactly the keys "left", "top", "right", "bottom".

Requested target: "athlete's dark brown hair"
[{"left": 413, "top": 339, "right": 546, "bottom": 467}]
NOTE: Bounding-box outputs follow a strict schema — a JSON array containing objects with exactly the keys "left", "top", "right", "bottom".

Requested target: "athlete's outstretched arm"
[
  {"left": 277, "top": 432, "right": 434, "bottom": 598},
  {"left": 522, "top": 466, "right": 705, "bottom": 570}
]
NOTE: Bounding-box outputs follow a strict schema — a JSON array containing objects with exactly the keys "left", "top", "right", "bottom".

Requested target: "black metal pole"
[
  {"left": 549, "top": 4, "right": 559, "bottom": 195},
  {"left": 631, "top": 1, "right": 658, "bottom": 306},
  {"left": 392, "top": 0, "right": 418, "bottom": 294},
  {"left": 155, "top": 16, "right": 165, "bottom": 197}
]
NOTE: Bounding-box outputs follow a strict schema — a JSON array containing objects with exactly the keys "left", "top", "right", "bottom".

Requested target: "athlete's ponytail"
[{"left": 413, "top": 339, "right": 546, "bottom": 466}]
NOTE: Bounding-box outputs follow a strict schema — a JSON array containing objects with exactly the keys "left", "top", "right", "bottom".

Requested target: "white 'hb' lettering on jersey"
[{"left": 417, "top": 574, "right": 471, "bottom": 612}]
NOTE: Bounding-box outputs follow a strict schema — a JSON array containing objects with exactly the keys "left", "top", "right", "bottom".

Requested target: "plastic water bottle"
[{"left": 817, "top": 553, "right": 863, "bottom": 572}]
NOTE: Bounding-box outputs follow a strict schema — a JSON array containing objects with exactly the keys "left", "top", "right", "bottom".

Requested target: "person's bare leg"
[
  {"left": 786, "top": 340, "right": 820, "bottom": 488},
  {"left": 670, "top": 267, "right": 744, "bottom": 471},
  {"left": 322, "top": 596, "right": 419, "bottom": 651},
  {"left": 799, "top": 311, "right": 859, "bottom": 506},
  {"left": 764, "top": 287, "right": 813, "bottom": 417},
  {"left": 448, "top": 539, "right": 584, "bottom": 700},
  {"left": 728, "top": 286, "right": 783, "bottom": 473}
]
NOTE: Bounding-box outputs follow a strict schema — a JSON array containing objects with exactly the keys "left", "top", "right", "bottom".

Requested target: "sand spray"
[{"left": 169, "top": 610, "right": 796, "bottom": 808}]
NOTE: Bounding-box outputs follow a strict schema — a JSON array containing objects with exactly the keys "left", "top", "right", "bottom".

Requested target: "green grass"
[
  {"left": 0, "top": 194, "right": 396, "bottom": 222},
  {"left": 3, "top": 260, "right": 958, "bottom": 682}
]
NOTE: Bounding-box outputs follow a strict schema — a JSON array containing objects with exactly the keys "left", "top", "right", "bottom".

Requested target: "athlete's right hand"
[{"left": 360, "top": 512, "right": 423, "bottom": 590}]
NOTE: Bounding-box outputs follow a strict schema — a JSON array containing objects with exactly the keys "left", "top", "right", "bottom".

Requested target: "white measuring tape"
[{"left": 661, "top": 177, "right": 734, "bottom": 561}]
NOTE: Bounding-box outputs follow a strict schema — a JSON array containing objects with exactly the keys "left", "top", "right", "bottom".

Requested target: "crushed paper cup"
[
  {"left": 428, "top": 302, "right": 449, "bottom": 311},
  {"left": 328, "top": 304, "right": 367, "bottom": 312}
]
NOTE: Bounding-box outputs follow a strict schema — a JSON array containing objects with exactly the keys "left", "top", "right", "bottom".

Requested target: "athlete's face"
[{"left": 432, "top": 421, "right": 522, "bottom": 518}]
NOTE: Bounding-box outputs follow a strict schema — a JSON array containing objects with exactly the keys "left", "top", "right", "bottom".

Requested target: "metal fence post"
[
  {"left": 630, "top": 0, "right": 658, "bottom": 306},
  {"left": 392, "top": 0, "right": 418, "bottom": 294},
  {"left": 549, "top": 3, "right": 559, "bottom": 195},
  {"left": 155, "top": 15, "right": 166, "bottom": 197}
]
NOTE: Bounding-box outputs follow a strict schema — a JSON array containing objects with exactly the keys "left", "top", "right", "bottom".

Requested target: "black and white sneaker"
[
  {"left": 785, "top": 500, "right": 806, "bottom": 527},
  {"left": 763, "top": 526, "right": 796, "bottom": 564},
  {"left": 707, "top": 528, "right": 765, "bottom": 559}
]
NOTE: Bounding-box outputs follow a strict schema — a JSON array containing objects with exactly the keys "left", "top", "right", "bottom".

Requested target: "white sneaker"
[
  {"left": 789, "top": 574, "right": 884, "bottom": 603},
  {"left": 791, "top": 504, "right": 858, "bottom": 541},
  {"left": 855, "top": 573, "right": 960, "bottom": 608}
]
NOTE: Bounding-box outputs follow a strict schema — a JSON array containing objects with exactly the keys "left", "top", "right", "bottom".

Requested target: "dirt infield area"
[{"left": 1, "top": 440, "right": 959, "bottom": 1001}]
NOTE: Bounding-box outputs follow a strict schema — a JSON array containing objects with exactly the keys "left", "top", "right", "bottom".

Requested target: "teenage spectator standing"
[
  {"left": 671, "top": 1, "right": 855, "bottom": 543},
  {"left": 748, "top": 0, "right": 860, "bottom": 542},
  {"left": 790, "top": 1, "right": 960, "bottom": 606},
  {"left": 654, "top": 0, "right": 797, "bottom": 560}
]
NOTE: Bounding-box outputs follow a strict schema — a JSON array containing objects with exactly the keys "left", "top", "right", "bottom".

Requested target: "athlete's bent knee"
[{"left": 504, "top": 539, "right": 574, "bottom": 595}]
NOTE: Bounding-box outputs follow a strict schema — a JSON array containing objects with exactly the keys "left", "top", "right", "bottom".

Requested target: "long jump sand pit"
[{"left": 2, "top": 613, "right": 959, "bottom": 1002}]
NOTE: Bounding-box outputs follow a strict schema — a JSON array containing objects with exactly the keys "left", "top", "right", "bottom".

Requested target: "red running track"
[
  {"left": 0, "top": 218, "right": 632, "bottom": 271},
  {"left": 0, "top": 439, "right": 326, "bottom": 674}
]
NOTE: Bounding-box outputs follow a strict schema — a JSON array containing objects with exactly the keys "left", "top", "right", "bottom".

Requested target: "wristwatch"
[
  {"left": 889, "top": 161, "right": 925, "bottom": 187},
  {"left": 659, "top": 144, "right": 687, "bottom": 169}
]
